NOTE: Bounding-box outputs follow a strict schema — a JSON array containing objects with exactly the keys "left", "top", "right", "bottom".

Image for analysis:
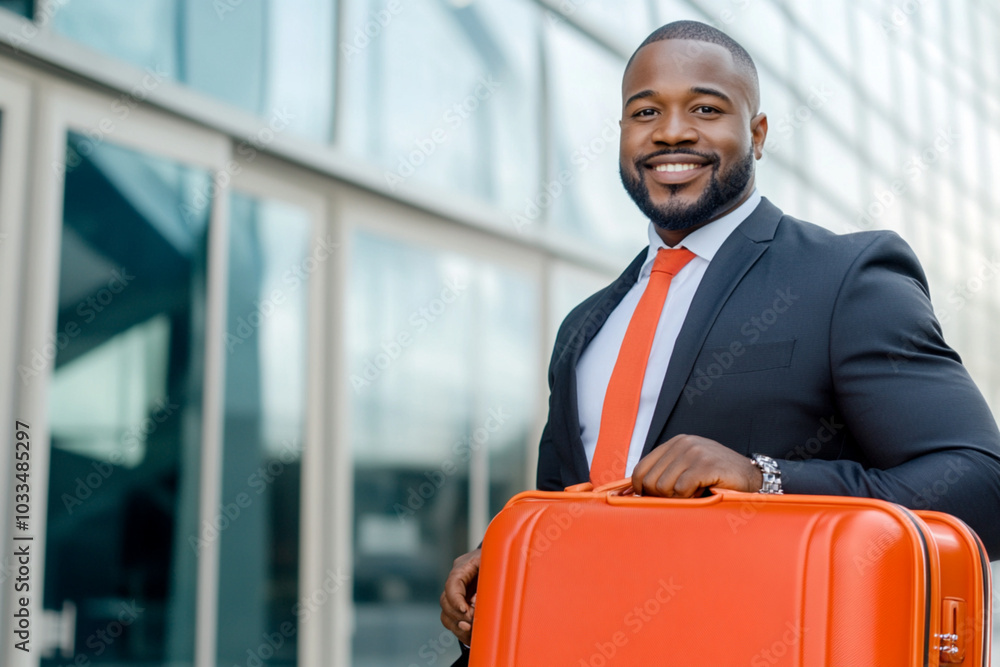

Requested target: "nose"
[{"left": 650, "top": 109, "right": 698, "bottom": 146}]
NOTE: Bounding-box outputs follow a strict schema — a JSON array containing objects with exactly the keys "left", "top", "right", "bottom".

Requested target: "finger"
[
  {"left": 636, "top": 441, "right": 692, "bottom": 496},
  {"left": 456, "top": 620, "right": 472, "bottom": 645},
  {"left": 632, "top": 435, "right": 687, "bottom": 493},
  {"left": 443, "top": 566, "right": 477, "bottom": 614},
  {"left": 440, "top": 610, "right": 472, "bottom": 645},
  {"left": 672, "top": 468, "right": 714, "bottom": 498},
  {"left": 646, "top": 456, "right": 688, "bottom": 497},
  {"left": 631, "top": 434, "right": 685, "bottom": 477},
  {"left": 442, "top": 551, "right": 481, "bottom": 620},
  {"left": 441, "top": 590, "right": 473, "bottom": 625},
  {"left": 440, "top": 591, "right": 468, "bottom": 624}
]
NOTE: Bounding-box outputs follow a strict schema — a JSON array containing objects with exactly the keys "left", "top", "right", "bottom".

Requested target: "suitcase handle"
[
  {"left": 593, "top": 479, "right": 637, "bottom": 496},
  {"left": 563, "top": 479, "right": 636, "bottom": 495},
  {"left": 568, "top": 478, "right": 726, "bottom": 499}
]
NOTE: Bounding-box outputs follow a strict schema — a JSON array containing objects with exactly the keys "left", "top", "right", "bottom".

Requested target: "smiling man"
[{"left": 440, "top": 21, "right": 1000, "bottom": 660}]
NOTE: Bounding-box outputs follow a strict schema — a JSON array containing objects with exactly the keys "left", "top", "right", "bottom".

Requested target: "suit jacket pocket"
[{"left": 692, "top": 339, "right": 796, "bottom": 376}]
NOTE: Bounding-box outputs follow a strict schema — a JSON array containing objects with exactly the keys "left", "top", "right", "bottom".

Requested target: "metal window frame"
[
  {"left": 0, "top": 9, "right": 623, "bottom": 277},
  {"left": 4, "top": 57, "right": 231, "bottom": 667}
]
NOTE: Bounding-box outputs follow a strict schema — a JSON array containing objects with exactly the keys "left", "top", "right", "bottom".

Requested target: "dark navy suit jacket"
[{"left": 538, "top": 198, "right": 1000, "bottom": 557}]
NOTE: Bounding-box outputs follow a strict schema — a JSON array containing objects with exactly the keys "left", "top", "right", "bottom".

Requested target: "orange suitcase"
[{"left": 469, "top": 480, "right": 991, "bottom": 667}]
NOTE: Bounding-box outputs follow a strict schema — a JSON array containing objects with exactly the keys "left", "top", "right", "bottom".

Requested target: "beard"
[{"left": 619, "top": 147, "right": 755, "bottom": 232}]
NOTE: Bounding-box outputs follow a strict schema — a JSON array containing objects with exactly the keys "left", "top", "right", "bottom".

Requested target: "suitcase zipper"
[
  {"left": 947, "top": 515, "right": 992, "bottom": 667},
  {"left": 972, "top": 537, "right": 990, "bottom": 667},
  {"left": 898, "top": 507, "right": 932, "bottom": 667}
]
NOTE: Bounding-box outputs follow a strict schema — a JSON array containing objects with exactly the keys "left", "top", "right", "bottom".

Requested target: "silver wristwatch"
[{"left": 750, "top": 453, "right": 783, "bottom": 494}]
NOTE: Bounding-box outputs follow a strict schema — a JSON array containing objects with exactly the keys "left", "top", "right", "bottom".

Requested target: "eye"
[
  {"left": 694, "top": 105, "right": 721, "bottom": 115},
  {"left": 632, "top": 108, "right": 657, "bottom": 118}
]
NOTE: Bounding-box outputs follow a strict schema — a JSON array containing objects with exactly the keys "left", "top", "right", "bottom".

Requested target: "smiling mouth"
[{"left": 651, "top": 163, "right": 703, "bottom": 173}]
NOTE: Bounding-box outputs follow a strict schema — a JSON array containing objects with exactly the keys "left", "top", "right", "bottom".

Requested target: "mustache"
[{"left": 635, "top": 148, "right": 719, "bottom": 169}]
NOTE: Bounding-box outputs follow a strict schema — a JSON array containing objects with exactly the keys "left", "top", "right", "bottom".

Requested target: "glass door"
[
  {"left": 12, "top": 76, "right": 229, "bottom": 667},
  {"left": 43, "top": 131, "right": 212, "bottom": 667}
]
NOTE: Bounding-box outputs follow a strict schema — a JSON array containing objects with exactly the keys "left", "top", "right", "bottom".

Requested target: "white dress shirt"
[{"left": 577, "top": 190, "right": 763, "bottom": 476}]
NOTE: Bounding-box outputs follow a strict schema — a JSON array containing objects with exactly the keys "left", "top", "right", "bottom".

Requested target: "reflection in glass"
[
  {"left": 0, "top": 0, "right": 34, "bottom": 19},
  {"left": 50, "top": 0, "right": 335, "bottom": 141},
  {"left": 341, "top": 0, "right": 541, "bottom": 213},
  {"left": 215, "top": 194, "right": 311, "bottom": 667},
  {"left": 45, "top": 133, "right": 210, "bottom": 666},
  {"left": 348, "top": 232, "right": 539, "bottom": 667},
  {"left": 0, "top": 0, "right": 31, "bottom": 18}
]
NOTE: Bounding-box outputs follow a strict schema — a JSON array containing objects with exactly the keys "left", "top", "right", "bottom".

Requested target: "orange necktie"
[{"left": 589, "top": 247, "right": 696, "bottom": 485}]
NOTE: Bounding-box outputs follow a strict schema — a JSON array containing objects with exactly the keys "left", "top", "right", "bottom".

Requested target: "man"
[{"left": 440, "top": 20, "right": 1000, "bottom": 657}]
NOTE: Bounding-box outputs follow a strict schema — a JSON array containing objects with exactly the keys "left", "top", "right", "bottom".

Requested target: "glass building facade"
[{"left": 0, "top": 1, "right": 998, "bottom": 666}]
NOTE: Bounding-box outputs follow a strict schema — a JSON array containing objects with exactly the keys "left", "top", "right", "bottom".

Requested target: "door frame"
[{"left": 9, "top": 64, "right": 231, "bottom": 667}]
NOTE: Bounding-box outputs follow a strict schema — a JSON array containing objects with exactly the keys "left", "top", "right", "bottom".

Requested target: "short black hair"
[{"left": 625, "top": 20, "right": 760, "bottom": 110}]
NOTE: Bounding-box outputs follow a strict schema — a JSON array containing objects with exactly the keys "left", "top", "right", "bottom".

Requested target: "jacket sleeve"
[
  {"left": 536, "top": 338, "right": 565, "bottom": 491},
  {"left": 536, "top": 419, "right": 564, "bottom": 491},
  {"left": 779, "top": 232, "right": 1000, "bottom": 558}
]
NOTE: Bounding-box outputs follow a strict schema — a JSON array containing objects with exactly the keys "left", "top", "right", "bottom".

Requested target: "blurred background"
[{"left": 0, "top": 0, "right": 998, "bottom": 666}]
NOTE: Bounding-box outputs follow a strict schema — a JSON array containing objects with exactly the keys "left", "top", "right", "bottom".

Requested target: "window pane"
[
  {"left": 548, "top": 262, "right": 614, "bottom": 352},
  {"left": 719, "top": 0, "right": 788, "bottom": 75},
  {"left": 800, "top": 123, "right": 863, "bottom": 228},
  {"left": 853, "top": 9, "right": 897, "bottom": 115},
  {"left": 348, "top": 231, "right": 540, "bottom": 667},
  {"left": 545, "top": 20, "right": 646, "bottom": 261},
  {"left": 652, "top": 0, "right": 707, "bottom": 24},
  {"left": 787, "top": 2, "right": 852, "bottom": 67},
  {"left": 44, "top": 133, "right": 210, "bottom": 667},
  {"left": 50, "top": 0, "right": 334, "bottom": 142},
  {"left": 478, "top": 267, "right": 539, "bottom": 519},
  {"left": 215, "top": 194, "right": 312, "bottom": 666},
  {"left": 349, "top": 233, "right": 474, "bottom": 667},
  {"left": 553, "top": 0, "right": 653, "bottom": 45},
  {"left": 341, "top": 0, "right": 542, "bottom": 213},
  {"left": 794, "top": 38, "right": 856, "bottom": 141}
]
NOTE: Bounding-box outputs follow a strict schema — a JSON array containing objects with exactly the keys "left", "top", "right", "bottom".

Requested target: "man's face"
[{"left": 619, "top": 39, "right": 767, "bottom": 233}]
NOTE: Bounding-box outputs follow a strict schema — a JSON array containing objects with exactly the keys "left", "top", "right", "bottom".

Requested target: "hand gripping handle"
[{"left": 565, "top": 478, "right": 727, "bottom": 500}]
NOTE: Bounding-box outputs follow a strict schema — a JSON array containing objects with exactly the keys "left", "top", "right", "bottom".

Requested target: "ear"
[{"left": 750, "top": 113, "right": 768, "bottom": 160}]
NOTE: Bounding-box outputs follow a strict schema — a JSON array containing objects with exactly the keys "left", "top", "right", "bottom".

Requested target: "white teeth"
[{"left": 653, "top": 163, "right": 701, "bottom": 173}]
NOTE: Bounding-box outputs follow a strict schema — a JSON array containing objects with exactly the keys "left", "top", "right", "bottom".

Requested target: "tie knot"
[{"left": 651, "top": 247, "right": 696, "bottom": 277}]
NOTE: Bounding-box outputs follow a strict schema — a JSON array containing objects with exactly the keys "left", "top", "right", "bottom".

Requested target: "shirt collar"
[{"left": 641, "top": 189, "right": 762, "bottom": 276}]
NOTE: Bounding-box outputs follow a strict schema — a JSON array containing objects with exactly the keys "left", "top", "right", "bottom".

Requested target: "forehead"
[{"left": 622, "top": 39, "right": 753, "bottom": 110}]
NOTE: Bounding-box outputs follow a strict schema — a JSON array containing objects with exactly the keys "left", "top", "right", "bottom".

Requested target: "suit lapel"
[
  {"left": 642, "top": 198, "right": 784, "bottom": 455},
  {"left": 553, "top": 249, "right": 646, "bottom": 482}
]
